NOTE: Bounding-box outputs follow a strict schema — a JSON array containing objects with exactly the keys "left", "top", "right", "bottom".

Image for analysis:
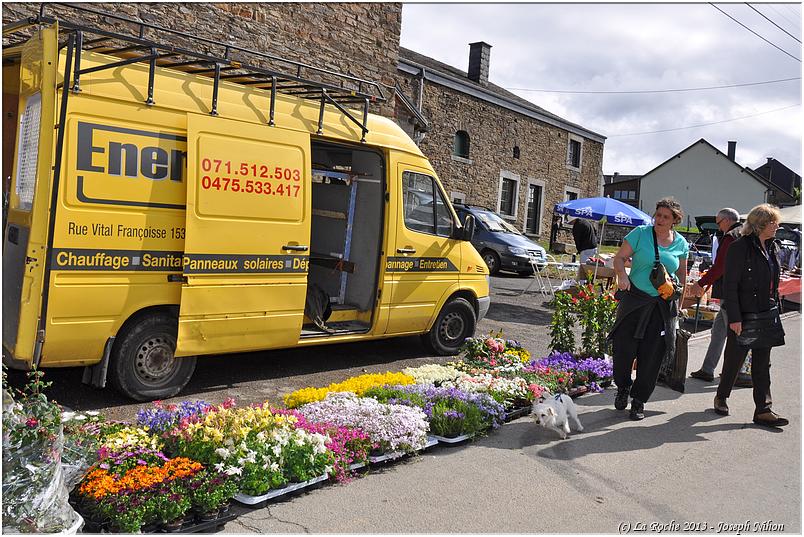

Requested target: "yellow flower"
[{"left": 283, "top": 372, "right": 415, "bottom": 408}]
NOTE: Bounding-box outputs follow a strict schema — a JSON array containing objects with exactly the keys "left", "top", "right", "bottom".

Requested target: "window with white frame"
[
  {"left": 498, "top": 171, "right": 520, "bottom": 218},
  {"left": 567, "top": 135, "right": 583, "bottom": 169},
  {"left": 564, "top": 186, "right": 580, "bottom": 201}
]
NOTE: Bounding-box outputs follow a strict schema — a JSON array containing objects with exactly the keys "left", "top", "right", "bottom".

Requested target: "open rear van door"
[
  {"left": 2, "top": 26, "right": 60, "bottom": 366},
  {"left": 177, "top": 114, "right": 311, "bottom": 356}
]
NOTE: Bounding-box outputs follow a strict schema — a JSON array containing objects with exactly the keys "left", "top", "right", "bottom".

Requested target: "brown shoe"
[
  {"left": 753, "top": 411, "right": 789, "bottom": 427},
  {"left": 713, "top": 396, "right": 729, "bottom": 416}
]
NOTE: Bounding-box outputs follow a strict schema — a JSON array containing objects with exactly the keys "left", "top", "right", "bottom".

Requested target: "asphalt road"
[{"left": 5, "top": 274, "right": 801, "bottom": 533}]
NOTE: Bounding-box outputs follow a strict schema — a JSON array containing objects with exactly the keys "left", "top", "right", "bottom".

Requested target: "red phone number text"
[
  {"left": 201, "top": 158, "right": 301, "bottom": 181},
  {"left": 201, "top": 176, "right": 300, "bottom": 197}
]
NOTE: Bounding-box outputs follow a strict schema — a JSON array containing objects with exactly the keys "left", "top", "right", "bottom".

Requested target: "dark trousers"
[
  {"left": 612, "top": 305, "right": 667, "bottom": 404},
  {"left": 716, "top": 330, "right": 772, "bottom": 414}
]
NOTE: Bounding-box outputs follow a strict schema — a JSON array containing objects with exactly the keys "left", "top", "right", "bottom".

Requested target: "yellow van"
[{"left": 2, "top": 7, "right": 490, "bottom": 401}]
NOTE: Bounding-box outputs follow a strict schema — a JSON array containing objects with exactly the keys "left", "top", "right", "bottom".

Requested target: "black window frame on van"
[{"left": 402, "top": 170, "right": 454, "bottom": 238}]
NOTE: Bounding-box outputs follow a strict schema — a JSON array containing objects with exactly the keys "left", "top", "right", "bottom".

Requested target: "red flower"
[
  {"left": 572, "top": 297, "right": 579, "bottom": 304},
  {"left": 25, "top": 417, "right": 39, "bottom": 428}
]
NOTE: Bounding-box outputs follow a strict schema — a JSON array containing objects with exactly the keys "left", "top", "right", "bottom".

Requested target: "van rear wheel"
[
  {"left": 109, "top": 312, "right": 196, "bottom": 402},
  {"left": 422, "top": 297, "right": 477, "bottom": 355}
]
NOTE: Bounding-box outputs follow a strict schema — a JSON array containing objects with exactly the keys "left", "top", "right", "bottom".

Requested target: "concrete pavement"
[{"left": 223, "top": 314, "right": 801, "bottom": 534}]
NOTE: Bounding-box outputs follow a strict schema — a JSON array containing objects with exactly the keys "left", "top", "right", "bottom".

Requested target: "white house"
[{"left": 638, "top": 139, "right": 773, "bottom": 226}]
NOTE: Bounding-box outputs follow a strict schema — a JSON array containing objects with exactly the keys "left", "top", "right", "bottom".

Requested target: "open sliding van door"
[
  {"left": 176, "top": 114, "right": 311, "bottom": 356},
  {"left": 2, "top": 25, "right": 60, "bottom": 367}
]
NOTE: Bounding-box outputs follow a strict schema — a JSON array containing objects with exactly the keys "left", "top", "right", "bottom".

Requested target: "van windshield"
[{"left": 475, "top": 210, "right": 522, "bottom": 234}]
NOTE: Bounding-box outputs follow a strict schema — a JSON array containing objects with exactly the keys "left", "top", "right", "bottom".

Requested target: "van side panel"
[{"left": 40, "top": 103, "right": 187, "bottom": 366}]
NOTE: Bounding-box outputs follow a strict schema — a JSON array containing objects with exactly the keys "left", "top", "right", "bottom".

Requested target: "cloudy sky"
[{"left": 400, "top": 3, "right": 802, "bottom": 177}]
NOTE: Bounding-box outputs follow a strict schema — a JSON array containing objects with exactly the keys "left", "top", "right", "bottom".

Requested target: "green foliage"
[
  {"left": 549, "top": 291, "right": 576, "bottom": 353},
  {"left": 550, "top": 285, "right": 617, "bottom": 358}
]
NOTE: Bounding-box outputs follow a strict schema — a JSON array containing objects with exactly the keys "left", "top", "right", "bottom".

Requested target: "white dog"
[{"left": 531, "top": 392, "right": 584, "bottom": 439}]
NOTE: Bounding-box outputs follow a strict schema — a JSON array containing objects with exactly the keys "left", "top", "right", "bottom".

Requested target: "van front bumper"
[{"left": 477, "top": 296, "right": 491, "bottom": 321}]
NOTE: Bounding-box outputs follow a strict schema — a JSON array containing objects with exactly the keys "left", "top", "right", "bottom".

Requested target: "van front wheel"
[
  {"left": 422, "top": 297, "right": 477, "bottom": 355},
  {"left": 109, "top": 312, "right": 196, "bottom": 402}
]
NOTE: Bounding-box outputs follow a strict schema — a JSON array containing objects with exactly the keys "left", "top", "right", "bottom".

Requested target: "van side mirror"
[{"left": 462, "top": 215, "right": 475, "bottom": 241}]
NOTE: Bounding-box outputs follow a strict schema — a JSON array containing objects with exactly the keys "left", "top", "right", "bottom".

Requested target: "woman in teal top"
[{"left": 611, "top": 197, "right": 689, "bottom": 420}]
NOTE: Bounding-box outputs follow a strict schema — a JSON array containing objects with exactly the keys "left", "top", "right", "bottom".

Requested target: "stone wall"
[
  {"left": 397, "top": 74, "right": 604, "bottom": 239},
  {"left": 2, "top": 2, "right": 401, "bottom": 117}
]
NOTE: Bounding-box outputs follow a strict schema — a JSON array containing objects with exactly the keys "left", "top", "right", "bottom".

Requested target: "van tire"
[
  {"left": 481, "top": 250, "right": 500, "bottom": 275},
  {"left": 108, "top": 312, "right": 196, "bottom": 402},
  {"left": 422, "top": 297, "right": 477, "bottom": 355}
]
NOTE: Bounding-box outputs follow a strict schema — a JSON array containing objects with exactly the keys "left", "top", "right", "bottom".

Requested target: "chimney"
[
  {"left": 766, "top": 157, "right": 774, "bottom": 164},
  {"left": 468, "top": 42, "right": 492, "bottom": 86},
  {"left": 727, "top": 141, "right": 736, "bottom": 161}
]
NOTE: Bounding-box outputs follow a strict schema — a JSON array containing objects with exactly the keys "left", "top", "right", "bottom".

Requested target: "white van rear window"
[{"left": 15, "top": 92, "right": 41, "bottom": 211}]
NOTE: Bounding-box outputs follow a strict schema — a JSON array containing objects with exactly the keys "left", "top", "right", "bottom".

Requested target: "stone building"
[
  {"left": 1, "top": 2, "right": 402, "bottom": 118},
  {"left": 3, "top": 3, "right": 605, "bottom": 240},
  {"left": 396, "top": 43, "right": 605, "bottom": 239}
]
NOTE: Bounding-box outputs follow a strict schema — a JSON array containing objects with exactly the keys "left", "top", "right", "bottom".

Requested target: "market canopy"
[{"left": 554, "top": 197, "right": 652, "bottom": 227}]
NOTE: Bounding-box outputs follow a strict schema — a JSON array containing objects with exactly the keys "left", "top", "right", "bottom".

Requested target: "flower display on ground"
[
  {"left": 284, "top": 372, "right": 415, "bottom": 408},
  {"left": 458, "top": 332, "right": 530, "bottom": 373},
  {"left": 528, "top": 351, "right": 613, "bottom": 393},
  {"left": 298, "top": 392, "right": 429, "bottom": 454},
  {"left": 136, "top": 399, "right": 216, "bottom": 435},
  {"left": 101, "top": 425, "right": 163, "bottom": 453},
  {"left": 402, "top": 364, "right": 462, "bottom": 386},
  {"left": 273, "top": 408, "right": 372, "bottom": 482},
  {"left": 364, "top": 384, "right": 505, "bottom": 438},
  {"left": 441, "top": 374, "right": 532, "bottom": 409}
]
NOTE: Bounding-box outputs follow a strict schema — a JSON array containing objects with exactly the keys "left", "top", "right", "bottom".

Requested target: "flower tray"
[
  {"left": 368, "top": 436, "right": 438, "bottom": 464},
  {"left": 233, "top": 474, "right": 329, "bottom": 508},
  {"left": 503, "top": 405, "right": 533, "bottom": 422},
  {"left": 568, "top": 385, "right": 588, "bottom": 398},
  {"left": 348, "top": 461, "right": 368, "bottom": 471},
  {"left": 431, "top": 433, "right": 472, "bottom": 444},
  {"left": 167, "top": 512, "right": 238, "bottom": 533}
]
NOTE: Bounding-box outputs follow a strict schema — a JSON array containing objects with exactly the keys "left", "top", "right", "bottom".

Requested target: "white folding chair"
[{"left": 520, "top": 257, "right": 551, "bottom": 296}]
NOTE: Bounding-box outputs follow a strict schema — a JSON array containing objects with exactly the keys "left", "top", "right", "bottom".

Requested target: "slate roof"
[{"left": 398, "top": 47, "right": 605, "bottom": 143}]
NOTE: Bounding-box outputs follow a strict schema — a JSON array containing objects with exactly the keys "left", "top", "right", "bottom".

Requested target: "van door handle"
[
  {"left": 396, "top": 248, "right": 416, "bottom": 254},
  {"left": 282, "top": 244, "right": 309, "bottom": 252}
]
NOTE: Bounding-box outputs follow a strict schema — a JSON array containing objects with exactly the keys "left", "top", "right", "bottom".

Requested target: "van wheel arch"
[
  {"left": 108, "top": 305, "right": 195, "bottom": 402},
  {"left": 421, "top": 294, "right": 478, "bottom": 356}
]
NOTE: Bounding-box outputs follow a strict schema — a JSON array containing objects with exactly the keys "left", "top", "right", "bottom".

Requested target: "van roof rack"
[{"left": 3, "top": 2, "right": 386, "bottom": 141}]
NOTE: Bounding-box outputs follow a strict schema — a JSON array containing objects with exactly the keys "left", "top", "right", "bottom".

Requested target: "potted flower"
[
  {"left": 188, "top": 469, "right": 238, "bottom": 520},
  {"left": 154, "top": 488, "right": 192, "bottom": 531},
  {"left": 281, "top": 427, "right": 333, "bottom": 483}
]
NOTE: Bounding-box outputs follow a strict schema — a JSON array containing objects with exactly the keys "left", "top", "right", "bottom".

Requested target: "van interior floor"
[{"left": 300, "top": 321, "right": 371, "bottom": 338}]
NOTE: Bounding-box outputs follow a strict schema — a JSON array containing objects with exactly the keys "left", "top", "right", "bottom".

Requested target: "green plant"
[
  {"left": 576, "top": 284, "right": 617, "bottom": 358},
  {"left": 549, "top": 291, "right": 576, "bottom": 353},
  {"left": 189, "top": 470, "right": 238, "bottom": 513},
  {"left": 155, "top": 488, "right": 192, "bottom": 524}
]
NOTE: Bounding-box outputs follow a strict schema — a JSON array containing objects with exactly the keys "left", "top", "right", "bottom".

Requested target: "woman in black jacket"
[{"left": 714, "top": 204, "right": 788, "bottom": 427}]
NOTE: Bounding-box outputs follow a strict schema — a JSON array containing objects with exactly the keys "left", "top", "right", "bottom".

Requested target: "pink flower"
[
  {"left": 25, "top": 417, "right": 39, "bottom": 427},
  {"left": 222, "top": 398, "right": 236, "bottom": 409}
]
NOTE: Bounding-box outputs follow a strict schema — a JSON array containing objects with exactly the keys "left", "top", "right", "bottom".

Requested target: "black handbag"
[
  {"left": 649, "top": 228, "right": 683, "bottom": 301},
  {"left": 736, "top": 306, "right": 785, "bottom": 348}
]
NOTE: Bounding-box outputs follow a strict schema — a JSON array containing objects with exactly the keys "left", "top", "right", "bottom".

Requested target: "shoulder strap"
[{"left": 651, "top": 226, "right": 660, "bottom": 263}]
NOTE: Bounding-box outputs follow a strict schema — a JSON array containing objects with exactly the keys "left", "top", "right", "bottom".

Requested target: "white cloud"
[{"left": 401, "top": 3, "right": 802, "bottom": 176}]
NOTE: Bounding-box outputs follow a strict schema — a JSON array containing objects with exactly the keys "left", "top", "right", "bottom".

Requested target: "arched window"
[
  {"left": 513, "top": 146, "right": 520, "bottom": 159},
  {"left": 453, "top": 131, "right": 470, "bottom": 158}
]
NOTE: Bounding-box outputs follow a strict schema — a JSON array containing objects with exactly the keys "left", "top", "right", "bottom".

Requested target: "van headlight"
[{"left": 508, "top": 246, "right": 527, "bottom": 256}]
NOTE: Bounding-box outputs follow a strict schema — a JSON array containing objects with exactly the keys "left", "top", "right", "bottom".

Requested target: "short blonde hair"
[
  {"left": 655, "top": 197, "right": 684, "bottom": 225},
  {"left": 741, "top": 203, "right": 781, "bottom": 236}
]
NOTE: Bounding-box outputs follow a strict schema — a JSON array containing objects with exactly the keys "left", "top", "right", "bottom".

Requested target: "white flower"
[
  {"left": 214, "top": 447, "right": 231, "bottom": 459},
  {"left": 269, "top": 462, "right": 280, "bottom": 473},
  {"left": 224, "top": 466, "right": 242, "bottom": 476},
  {"left": 214, "top": 462, "right": 225, "bottom": 472},
  {"left": 271, "top": 444, "right": 282, "bottom": 457}
]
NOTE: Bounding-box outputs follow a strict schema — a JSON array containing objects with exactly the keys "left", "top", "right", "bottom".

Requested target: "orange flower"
[{"left": 78, "top": 457, "right": 203, "bottom": 500}]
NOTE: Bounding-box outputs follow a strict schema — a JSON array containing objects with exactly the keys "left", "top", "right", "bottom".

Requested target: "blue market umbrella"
[
  {"left": 555, "top": 197, "right": 652, "bottom": 226},
  {"left": 555, "top": 197, "right": 652, "bottom": 281}
]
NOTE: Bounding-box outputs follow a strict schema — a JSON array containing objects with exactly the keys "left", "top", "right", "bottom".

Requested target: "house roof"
[
  {"left": 603, "top": 174, "right": 642, "bottom": 185},
  {"left": 750, "top": 158, "right": 801, "bottom": 197},
  {"left": 398, "top": 47, "right": 605, "bottom": 144},
  {"left": 640, "top": 138, "right": 775, "bottom": 191}
]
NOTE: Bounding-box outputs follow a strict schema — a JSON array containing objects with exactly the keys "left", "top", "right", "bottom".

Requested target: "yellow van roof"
[{"left": 67, "top": 48, "right": 425, "bottom": 158}]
